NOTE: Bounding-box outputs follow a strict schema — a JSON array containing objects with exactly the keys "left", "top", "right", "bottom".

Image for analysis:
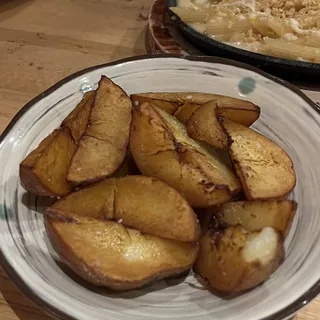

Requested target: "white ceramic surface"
[{"left": 0, "top": 55, "right": 320, "bottom": 320}]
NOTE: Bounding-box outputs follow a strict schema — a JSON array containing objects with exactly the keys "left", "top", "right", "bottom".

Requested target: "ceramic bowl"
[{"left": 1, "top": 55, "right": 320, "bottom": 320}]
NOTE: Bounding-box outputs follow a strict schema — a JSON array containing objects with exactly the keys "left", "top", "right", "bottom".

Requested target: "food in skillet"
[{"left": 170, "top": 0, "right": 320, "bottom": 63}]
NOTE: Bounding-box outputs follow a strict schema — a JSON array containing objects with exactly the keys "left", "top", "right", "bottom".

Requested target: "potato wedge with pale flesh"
[
  {"left": 131, "top": 92, "right": 260, "bottom": 126},
  {"left": 19, "top": 92, "right": 95, "bottom": 197},
  {"left": 174, "top": 102, "right": 201, "bottom": 123},
  {"left": 174, "top": 101, "right": 260, "bottom": 127},
  {"left": 131, "top": 95, "right": 180, "bottom": 114},
  {"left": 130, "top": 102, "right": 241, "bottom": 207},
  {"left": 46, "top": 216, "right": 198, "bottom": 291},
  {"left": 67, "top": 76, "right": 132, "bottom": 185},
  {"left": 202, "top": 200, "right": 297, "bottom": 238},
  {"left": 194, "top": 225, "right": 284, "bottom": 294},
  {"left": 46, "top": 176, "right": 200, "bottom": 242},
  {"left": 221, "top": 118, "right": 296, "bottom": 200},
  {"left": 62, "top": 91, "right": 95, "bottom": 143},
  {"left": 187, "top": 101, "right": 228, "bottom": 150},
  {"left": 20, "top": 128, "right": 77, "bottom": 196}
]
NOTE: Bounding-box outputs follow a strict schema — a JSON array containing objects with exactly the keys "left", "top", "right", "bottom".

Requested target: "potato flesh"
[
  {"left": 67, "top": 76, "right": 132, "bottom": 184},
  {"left": 131, "top": 92, "right": 260, "bottom": 126},
  {"left": 222, "top": 119, "right": 296, "bottom": 200},
  {"left": 242, "top": 227, "right": 279, "bottom": 265},
  {"left": 62, "top": 91, "right": 95, "bottom": 143},
  {"left": 186, "top": 101, "right": 228, "bottom": 150},
  {"left": 130, "top": 103, "right": 241, "bottom": 207},
  {"left": 174, "top": 103, "right": 201, "bottom": 123},
  {"left": 19, "top": 92, "right": 95, "bottom": 196},
  {"left": 47, "top": 176, "right": 200, "bottom": 242},
  {"left": 154, "top": 107, "right": 241, "bottom": 194},
  {"left": 46, "top": 217, "right": 198, "bottom": 290},
  {"left": 195, "top": 226, "right": 284, "bottom": 293},
  {"left": 131, "top": 95, "right": 180, "bottom": 114},
  {"left": 131, "top": 92, "right": 257, "bottom": 108},
  {"left": 114, "top": 176, "right": 200, "bottom": 242},
  {"left": 213, "top": 200, "right": 297, "bottom": 238},
  {"left": 218, "top": 107, "right": 259, "bottom": 127},
  {"left": 20, "top": 128, "right": 77, "bottom": 196}
]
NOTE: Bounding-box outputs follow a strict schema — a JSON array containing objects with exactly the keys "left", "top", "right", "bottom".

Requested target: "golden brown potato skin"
[
  {"left": 131, "top": 94, "right": 180, "bottom": 114},
  {"left": 20, "top": 128, "right": 77, "bottom": 196},
  {"left": 131, "top": 92, "right": 260, "bottom": 126},
  {"left": 221, "top": 118, "right": 296, "bottom": 200},
  {"left": 19, "top": 92, "right": 95, "bottom": 197},
  {"left": 187, "top": 101, "right": 228, "bottom": 150},
  {"left": 203, "top": 200, "right": 297, "bottom": 238},
  {"left": 194, "top": 226, "right": 284, "bottom": 294},
  {"left": 173, "top": 102, "right": 201, "bottom": 123},
  {"left": 130, "top": 102, "right": 241, "bottom": 207},
  {"left": 130, "top": 92, "right": 257, "bottom": 108},
  {"left": 46, "top": 217, "right": 199, "bottom": 291},
  {"left": 62, "top": 91, "right": 95, "bottom": 143},
  {"left": 47, "top": 176, "right": 200, "bottom": 242},
  {"left": 67, "top": 76, "right": 132, "bottom": 185}
]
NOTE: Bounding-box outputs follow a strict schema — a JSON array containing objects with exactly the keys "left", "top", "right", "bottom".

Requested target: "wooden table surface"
[{"left": 0, "top": 0, "right": 319, "bottom": 319}]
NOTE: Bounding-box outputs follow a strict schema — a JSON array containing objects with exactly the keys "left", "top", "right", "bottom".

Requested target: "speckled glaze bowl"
[{"left": 1, "top": 55, "right": 320, "bottom": 320}]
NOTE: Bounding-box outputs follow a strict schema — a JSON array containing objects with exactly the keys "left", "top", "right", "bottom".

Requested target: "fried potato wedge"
[
  {"left": 202, "top": 200, "right": 297, "bottom": 238},
  {"left": 130, "top": 102, "right": 241, "bottom": 207},
  {"left": 187, "top": 101, "right": 228, "bottom": 150},
  {"left": 67, "top": 76, "right": 132, "bottom": 185},
  {"left": 174, "top": 101, "right": 260, "bottom": 127},
  {"left": 20, "top": 128, "right": 77, "bottom": 196},
  {"left": 19, "top": 92, "right": 95, "bottom": 197},
  {"left": 194, "top": 226, "right": 284, "bottom": 294},
  {"left": 131, "top": 95, "right": 180, "bottom": 114},
  {"left": 174, "top": 102, "right": 201, "bottom": 123},
  {"left": 62, "top": 91, "right": 95, "bottom": 143},
  {"left": 221, "top": 119, "right": 296, "bottom": 200},
  {"left": 131, "top": 92, "right": 260, "bottom": 126},
  {"left": 47, "top": 176, "right": 200, "bottom": 242},
  {"left": 46, "top": 216, "right": 198, "bottom": 290}
]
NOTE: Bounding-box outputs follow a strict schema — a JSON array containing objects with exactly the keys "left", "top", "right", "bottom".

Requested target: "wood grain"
[{"left": 0, "top": 0, "right": 319, "bottom": 319}]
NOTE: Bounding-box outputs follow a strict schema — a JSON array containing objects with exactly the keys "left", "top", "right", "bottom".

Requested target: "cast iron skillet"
[{"left": 167, "top": 0, "right": 320, "bottom": 81}]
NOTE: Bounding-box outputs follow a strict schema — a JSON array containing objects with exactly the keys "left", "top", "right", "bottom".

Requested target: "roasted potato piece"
[
  {"left": 131, "top": 95, "right": 180, "bottom": 114},
  {"left": 47, "top": 176, "right": 200, "bottom": 242},
  {"left": 202, "top": 200, "right": 297, "bottom": 238},
  {"left": 194, "top": 226, "right": 284, "bottom": 294},
  {"left": 218, "top": 106, "right": 260, "bottom": 127},
  {"left": 62, "top": 91, "right": 95, "bottom": 143},
  {"left": 46, "top": 216, "right": 199, "bottom": 290},
  {"left": 187, "top": 101, "right": 228, "bottom": 150},
  {"left": 173, "top": 102, "right": 201, "bottom": 123},
  {"left": 46, "top": 178, "right": 116, "bottom": 221},
  {"left": 20, "top": 128, "right": 77, "bottom": 196},
  {"left": 67, "top": 76, "right": 132, "bottom": 184},
  {"left": 130, "top": 102, "right": 241, "bottom": 207},
  {"left": 221, "top": 119, "right": 296, "bottom": 200},
  {"left": 174, "top": 101, "right": 260, "bottom": 127},
  {"left": 19, "top": 92, "right": 95, "bottom": 197},
  {"left": 131, "top": 92, "right": 260, "bottom": 126}
]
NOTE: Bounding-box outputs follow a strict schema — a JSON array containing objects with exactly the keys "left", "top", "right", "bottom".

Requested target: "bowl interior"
[{"left": 1, "top": 56, "right": 320, "bottom": 320}]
